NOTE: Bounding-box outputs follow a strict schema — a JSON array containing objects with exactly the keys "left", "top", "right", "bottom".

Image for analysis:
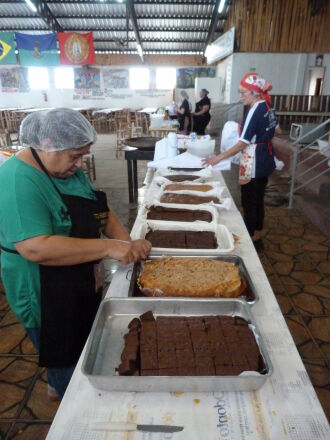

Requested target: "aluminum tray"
[
  {"left": 128, "top": 254, "right": 259, "bottom": 305},
  {"left": 82, "top": 298, "right": 272, "bottom": 392}
]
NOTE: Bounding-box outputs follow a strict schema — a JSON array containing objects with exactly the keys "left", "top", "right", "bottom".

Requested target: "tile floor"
[{"left": 0, "top": 134, "right": 329, "bottom": 439}]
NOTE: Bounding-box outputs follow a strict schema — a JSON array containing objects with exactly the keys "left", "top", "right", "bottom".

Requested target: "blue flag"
[{"left": 15, "top": 32, "right": 59, "bottom": 66}]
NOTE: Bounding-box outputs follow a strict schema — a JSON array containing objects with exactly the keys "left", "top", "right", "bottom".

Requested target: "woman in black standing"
[
  {"left": 192, "top": 88, "right": 211, "bottom": 135},
  {"left": 176, "top": 90, "right": 191, "bottom": 134}
]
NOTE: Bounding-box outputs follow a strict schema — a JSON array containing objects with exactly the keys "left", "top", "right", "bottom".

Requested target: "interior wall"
[
  {"left": 215, "top": 55, "right": 233, "bottom": 104},
  {"left": 0, "top": 54, "right": 208, "bottom": 109},
  {"left": 95, "top": 53, "right": 205, "bottom": 66},
  {"left": 0, "top": 69, "right": 173, "bottom": 109},
  {"left": 228, "top": 53, "right": 330, "bottom": 102},
  {"left": 305, "top": 54, "right": 330, "bottom": 95}
]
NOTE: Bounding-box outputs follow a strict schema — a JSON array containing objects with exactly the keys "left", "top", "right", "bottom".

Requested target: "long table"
[{"left": 46, "top": 169, "right": 329, "bottom": 440}]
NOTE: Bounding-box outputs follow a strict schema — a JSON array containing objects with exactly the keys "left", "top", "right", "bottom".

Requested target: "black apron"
[{"left": 31, "top": 149, "right": 109, "bottom": 368}]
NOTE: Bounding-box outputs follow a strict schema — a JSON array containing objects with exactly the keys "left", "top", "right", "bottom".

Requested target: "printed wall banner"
[
  {"left": 0, "top": 67, "right": 29, "bottom": 92},
  {"left": 0, "top": 32, "right": 17, "bottom": 65},
  {"left": 15, "top": 32, "right": 59, "bottom": 66},
  {"left": 103, "top": 68, "right": 129, "bottom": 89},
  {"left": 74, "top": 66, "right": 100, "bottom": 89},
  {"left": 176, "top": 67, "right": 216, "bottom": 89},
  {"left": 58, "top": 32, "right": 95, "bottom": 65}
]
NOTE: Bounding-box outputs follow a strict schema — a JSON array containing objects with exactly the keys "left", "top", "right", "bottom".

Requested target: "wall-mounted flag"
[
  {"left": 58, "top": 32, "right": 95, "bottom": 65},
  {"left": 15, "top": 32, "right": 59, "bottom": 66},
  {"left": 0, "top": 32, "right": 17, "bottom": 65}
]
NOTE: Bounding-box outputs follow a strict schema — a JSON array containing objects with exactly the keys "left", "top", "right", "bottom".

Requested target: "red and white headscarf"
[{"left": 240, "top": 72, "right": 273, "bottom": 106}]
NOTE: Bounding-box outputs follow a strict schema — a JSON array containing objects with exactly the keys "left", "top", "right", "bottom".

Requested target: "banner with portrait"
[{"left": 58, "top": 32, "right": 95, "bottom": 65}]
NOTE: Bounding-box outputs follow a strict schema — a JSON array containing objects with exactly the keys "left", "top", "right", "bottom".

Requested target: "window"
[
  {"left": 28, "top": 67, "right": 49, "bottom": 90},
  {"left": 129, "top": 67, "right": 149, "bottom": 90},
  {"left": 156, "top": 67, "right": 176, "bottom": 89},
  {"left": 54, "top": 67, "right": 74, "bottom": 89}
]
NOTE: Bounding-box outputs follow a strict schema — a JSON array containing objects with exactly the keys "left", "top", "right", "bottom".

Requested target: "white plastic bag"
[{"left": 220, "top": 121, "right": 241, "bottom": 165}]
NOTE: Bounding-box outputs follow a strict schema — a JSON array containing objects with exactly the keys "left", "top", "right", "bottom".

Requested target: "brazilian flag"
[{"left": 0, "top": 32, "right": 17, "bottom": 65}]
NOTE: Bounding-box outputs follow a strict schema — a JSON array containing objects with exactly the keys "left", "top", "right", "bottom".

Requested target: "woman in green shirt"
[{"left": 0, "top": 108, "right": 151, "bottom": 400}]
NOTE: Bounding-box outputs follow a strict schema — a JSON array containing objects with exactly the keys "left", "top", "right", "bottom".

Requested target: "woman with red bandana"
[{"left": 203, "top": 72, "right": 279, "bottom": 248}]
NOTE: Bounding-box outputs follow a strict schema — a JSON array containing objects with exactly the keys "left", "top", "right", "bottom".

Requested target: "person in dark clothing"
[
  {"left": 176, "top": 90, "right": 191, "bottom": 134},
  {"left": 192, "top": 88, "right": 211, "bottom": 135},
  {"left": 203, "top": 73, "right": 280, "bottom": 248}
]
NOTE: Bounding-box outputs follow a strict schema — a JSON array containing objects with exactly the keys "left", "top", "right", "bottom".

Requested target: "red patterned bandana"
[{"left": 240, "top": 72, "right": 273, "bottom": 106}]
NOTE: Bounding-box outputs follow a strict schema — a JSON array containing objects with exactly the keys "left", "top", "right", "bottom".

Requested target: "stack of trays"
[{"left": 82, "top": 168, "right": 273, "bottom": 391}]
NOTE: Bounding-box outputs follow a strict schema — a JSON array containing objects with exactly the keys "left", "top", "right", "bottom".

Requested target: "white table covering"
[
  {"left": 46, "top": 169, "right": 329, "bottom": 440},
  {"left": 138, "top": 107, "right": 158, "bottom": 114},
  {"left": 92, "top": 108, "right": 124, "bottom": 115}
]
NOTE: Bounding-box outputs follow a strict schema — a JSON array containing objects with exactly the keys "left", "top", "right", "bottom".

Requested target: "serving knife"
[{"left": 90, "top": 421, "right": 183, "bottom": 433}]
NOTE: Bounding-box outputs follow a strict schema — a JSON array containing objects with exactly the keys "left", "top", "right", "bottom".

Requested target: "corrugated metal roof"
[
  {"left": 0, "top": 3, "right": 34, "bottom": 16},
  {"left": 57, "top": 18, "right": 128, "bottom": 30},
  {"left": 1, "top": 17, "right": 47, "bottom": 30},
  {"left": 0, "top": 0, "right": 228, "bottom": 55},
  {"left": 47, "top": 3, "right": 126, "bottom": 17}
]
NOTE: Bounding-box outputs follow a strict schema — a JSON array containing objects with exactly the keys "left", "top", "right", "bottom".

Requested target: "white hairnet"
[
  {"left": 20, "top": 108, "right": 97, "bottom": 152},
  {"left": 19, "top": 111, "right": 47, "bottom": 149}
]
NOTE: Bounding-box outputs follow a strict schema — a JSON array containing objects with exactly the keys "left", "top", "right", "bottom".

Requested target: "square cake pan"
[
  {"left": 128, "top": 254, "right": 259, "bottom": 305},
  {"left": 82, "top": 298, "right": 272, "bottom": 392}
]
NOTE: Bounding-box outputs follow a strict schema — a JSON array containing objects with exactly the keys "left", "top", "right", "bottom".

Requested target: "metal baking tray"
[
  {"left": 128, "top": 254, "right": 259, "bottom": 305},
  {"left": 82, "top": 298, "right": 273, "bottom": 392}
]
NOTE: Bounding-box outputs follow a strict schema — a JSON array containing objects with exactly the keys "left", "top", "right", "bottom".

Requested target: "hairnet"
[
  {"left": 20, "top": 108, "right": 97, "bottom": 152},
  {"left": 19, "top": 111, "right": 47, "bottom": 148}
]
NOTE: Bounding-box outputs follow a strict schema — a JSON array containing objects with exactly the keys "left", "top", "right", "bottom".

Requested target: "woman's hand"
[
  {"left": 106, "top": 239, "right": 152, "bottom": 265},
  {"left": 130, "top": 239, "right": 152, "bottom": 262},
  {"left": 202, "top": 154, "right": 222, "bottom": 167}
]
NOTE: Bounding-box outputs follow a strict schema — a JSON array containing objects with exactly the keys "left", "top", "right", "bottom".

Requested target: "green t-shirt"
[{"left": 0, "top": 155, "right": 96, "bottom": 328}]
